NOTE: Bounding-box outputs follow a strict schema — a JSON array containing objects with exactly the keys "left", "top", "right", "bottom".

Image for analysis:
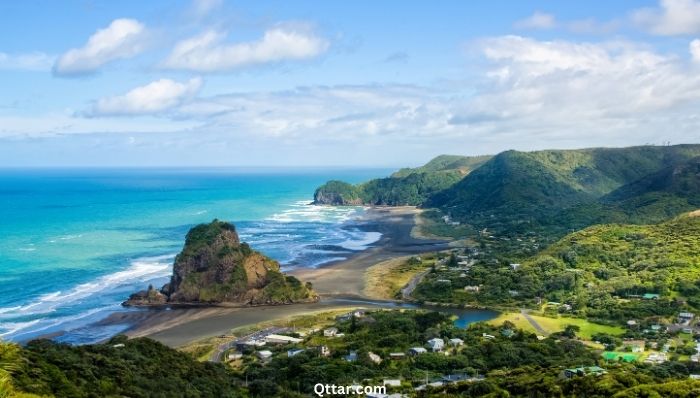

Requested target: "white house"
[
  {"left": 265, "top": 334, "right": 303, "bottom": 344},
  {"left": 510, "top": 263, "right": 521, "bottom": 270},
  {"left": 383, "top": 379, "right": 402, "bottom": 387},
  {"left": 368, "top": 352, "right": 382, "bottom": 364},
  {"left": 464, "top": 285, "right": 480, "bottom": 292},
  {"left": 449, "top": 338, "right": 464, "bottom": 347},
  {"left": 409, "top": 347, "right": 427, "bottom": 355},
  {"left": 319, "top": 345, "right": 331, "bottom": 357},
  {"left": 323, "top": 327, "right": 338, "bottom": 337},
  {"left": 427, "top": 338, "right": 445, "bottom": 352},
  {"left": 257, "top": 350, "right": 273, "bottom": 360},
  {"left": 227, "top": 352, "right": 243, "bottom": 361}
]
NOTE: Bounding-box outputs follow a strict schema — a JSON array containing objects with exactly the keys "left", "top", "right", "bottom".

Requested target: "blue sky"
[{"left": 1, "top": 0, "right": 700, "bottom": 167}]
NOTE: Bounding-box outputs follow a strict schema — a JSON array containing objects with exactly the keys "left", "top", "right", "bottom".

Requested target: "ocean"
[{"left": 0, "top": 168, "right": 390, "bottom": 344}]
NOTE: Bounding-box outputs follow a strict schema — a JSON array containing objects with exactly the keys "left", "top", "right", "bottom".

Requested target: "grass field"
[
  {"left": 363, "top": 255, "right": 430, "bottom": 299},
  {"left": 489, "top": 312, "right": 624, "bottom": 339}
]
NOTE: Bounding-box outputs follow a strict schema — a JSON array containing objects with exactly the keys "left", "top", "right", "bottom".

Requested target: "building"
[
  {"left": 643, "top": 293, "right": 660, "bottom": 300},
  {"left": 344, "top": 350, "right": 358, "bottom": 362},
  {"left": 227, "top": 352, "right": 243, "bottom": 361},
  {"left": 563, "top": 366, "right": 607, "bottom": 379},
  {"left": 626, "top": 320, "right": 638, "bottom": 327},
  {"left": 680, "top": 312, "right": 695, "bottom": 322},
  {"left": 256, "top": 350, "right": 273, "bottom": 360},
  {"left": 368, "top": 352, "right": 382, "bottom": 364},
  {"left": 287, "top": 349, "right": 305, "bottom": 357},
  {"left": 318, "top": 345, "right": 331, "bottom": 357},
  {"left": 265, "top": 334, "right": 303, "bottom": 344},
  {"left": 409, "top": 347, "right": 427, "bottom": 356},
  {"left": 323, "top": 327, "right": 339, "bottom": 337},
  {"left": 644, "top": 353, "right": 667, "bottom": 364},
  {"left": 623, "top": 340, "right": 645, "bottom": 353},
  {"left": 449, "top": 338, "right": 464, "bottom": 347},
  {"left": 482, "top": 333, "right": 495, "bottom": 339},
  {"left": 389, "top": 352, "right": 406, "bottom": 360},
  {"left": 442, "top": 374, "right": 472, "bottom": 383},
  {"left": 427, "top": 338, "right": 445, "bottom": 352},
  {"left": 510, "top": 263, "right": 521, "bottom": 270},
  {"left": 464, "top": 285, "right": 480, "bottom": 292},
  {"left": 383, "top": 379, "right": 401, "bottom": 387}
]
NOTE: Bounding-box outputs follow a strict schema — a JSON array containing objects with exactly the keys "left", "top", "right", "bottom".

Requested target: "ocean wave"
[
  {"left": 266, "top": 200, "right": 364, "bottom": 223},
  {"left": 0, "top": 254, "right": 174, "bottom": 320},
  {"left": 338, "top": 231, "right": 382, "bottom": 251}
]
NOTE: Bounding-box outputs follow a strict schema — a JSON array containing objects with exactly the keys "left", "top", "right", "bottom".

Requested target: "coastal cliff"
[{"left": 124, "top": 220, "right": 318, "bottom": 306}]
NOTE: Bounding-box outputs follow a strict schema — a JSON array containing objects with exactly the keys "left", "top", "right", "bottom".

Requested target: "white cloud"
[
  {"left": 91, "top": 78, "right": 202, "bottom": 116},
  {"left": 190, "top": 0, "right": 223, "bottom": 18},
  {"left": 632, "top": 0, "right": 700, "bottom": 35},
  {"left": 514, "top": 12, "right": 557, "bottom": 30},
  {"left": 0, "top": 52, "right": 54, "bottom": 71},
  {"left": 54, "top": 18, "right": 148, "bottom": 76},
  {"left": 161, "top": 26, "right": 329, "bottom": 72},
  {"left": 692, "top": 39, "right": 700, "bottom": 61}
]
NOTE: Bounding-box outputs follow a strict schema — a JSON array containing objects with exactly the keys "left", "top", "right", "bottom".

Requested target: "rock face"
[{"left": 124, "top": 220, "right": 317, "bottom": 306}]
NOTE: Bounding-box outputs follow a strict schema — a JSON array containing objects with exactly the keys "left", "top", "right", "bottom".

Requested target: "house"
[
  {"left": 623, "top": 340, "right": 645, "bottom": 353},
  {"left": 680, "top": 312, "right": 695, "bottom": 322},
  {"left": 409, "top": 347, "right": 427, "bottom": 356},
  {"left": 436, "top": 279, "right": 451, "bottom": 284},
  {"left": 644, "top": 353, "right": 667, "bottom": 364},
  {"left": 482, "top": 333, "right": 495, "bottom": 339},
  {"left": 368, "top": 352, "right": 382, "bottom": 364},
  {"left": 256, "top": 350, "right": 273, "bottom": 360},
  {"left": 237, "top": 339, "right": 266, "bottom": 350},
  {"left": 643, "top": 293, "right": 660, "bottom": 300},
  {"left": 501, "top": 328, "right": 515, "bottom": 338},
  {"left": 389, "top": 352, "right": 406, "bottom": 360},
  {"left": 650, "top": 324, "right": 664, "bottom": 332},
  {"left": 563, "top": 366, "right": 607, "bottom": 379},
  {"left": 510, "top": 263, "right": 521, "bottom": 271},
  {"left": 344, "top": 350, "right": 358, "bottom": 362},
  {"left": 227, "top": 352, "right": 243, "bottom": 361},
  {"left": 427, "top": 338, "right": 445, "bottom": 352},
  {"left": 449, "top": 338, "right": 464, "bottom": 347},
  {"left": 464, "top": 285, "right": 480, "bottom": 292},
  {"left": 323, "top": 327, "right": 338, "bottom": 337},
  {"left": 318, "top": 345, "right": 331, "bottom": 357},
  {"left": 626, "top": 320, "right": 638, "bottom": 327},
  {"left": 287, "top": 349, "right": 305, "bottom": 357},
  {"left": 383, "top": 379, "right": 402, "bottom": 387},
  {"left": 265, "top": 334, "right": 303, "bottom": 344},
  {"left": 112, "top": 343, "right": 125, "bottom": 348}
]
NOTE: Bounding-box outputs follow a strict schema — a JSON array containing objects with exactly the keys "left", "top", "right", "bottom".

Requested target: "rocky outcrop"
[
  {"left": 124, "top": 220, "right": 317, "bottom": 307},
  {"left": 313, "top": 180, "right": 364, "bottom": 205}
]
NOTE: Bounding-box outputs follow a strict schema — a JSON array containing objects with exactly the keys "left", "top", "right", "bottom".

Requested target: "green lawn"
[{"left": 489, "top": 312, "right": 624, "bottom": 339}]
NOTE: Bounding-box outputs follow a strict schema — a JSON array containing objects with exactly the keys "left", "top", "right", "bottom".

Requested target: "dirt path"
[{"left": 520, "top": 309, "right": 548, "bottom": 336}]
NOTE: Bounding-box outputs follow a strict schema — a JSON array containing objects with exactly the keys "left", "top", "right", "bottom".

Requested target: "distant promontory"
[{"left": 124, "top": 220, "right": 318, "bottom": 307}]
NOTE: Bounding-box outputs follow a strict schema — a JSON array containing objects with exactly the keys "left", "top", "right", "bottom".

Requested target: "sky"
[{"left": 2, "top": 0, "right": 700, "bottom": 167}]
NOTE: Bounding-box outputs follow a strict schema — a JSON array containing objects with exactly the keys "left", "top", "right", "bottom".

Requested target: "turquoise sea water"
[{"left": 0, "top": 168, "right": 390, "bottom": 344}]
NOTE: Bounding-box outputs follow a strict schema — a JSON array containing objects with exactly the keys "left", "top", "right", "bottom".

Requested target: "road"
[{"left": 520, "top": 309, "right": 548, "bottom": 336}]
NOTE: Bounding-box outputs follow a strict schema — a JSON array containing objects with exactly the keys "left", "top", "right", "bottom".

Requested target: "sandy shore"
[{"left": 102, "top": 206, "right": 451, "bottom": 347}]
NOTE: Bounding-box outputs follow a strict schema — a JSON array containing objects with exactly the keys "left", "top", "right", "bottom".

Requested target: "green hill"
[
  {"left": 427, "top": 145, "right": 700, "bottom": 235},
  {"left": 313, "top": 154, "right": 490, "bottom": 206},
  {"left": 390, "top": 154, "right": 491, "bottom": 178},
  {"left": 601, "top": 157, "right": 700, "bottom": 222},
  {"left": 517, "top": 212, "right": 700, "bottom": 320}
]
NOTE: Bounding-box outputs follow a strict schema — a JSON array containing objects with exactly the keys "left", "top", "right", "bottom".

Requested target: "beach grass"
[{"left": 363, "top": 255, "right": 429, "bottom": 299}]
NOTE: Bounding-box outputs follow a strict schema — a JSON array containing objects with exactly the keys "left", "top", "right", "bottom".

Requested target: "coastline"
[{"left": 98, "top": 206, "right": 453, "bottom": 347}]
